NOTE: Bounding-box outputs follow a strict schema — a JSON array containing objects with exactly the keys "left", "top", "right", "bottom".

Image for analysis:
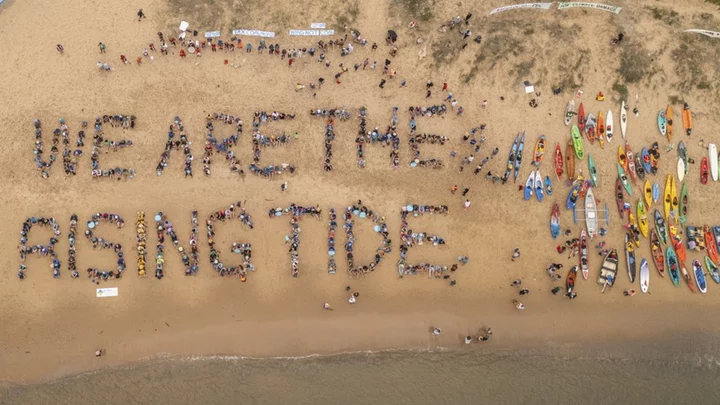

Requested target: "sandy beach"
[{"left": 1, "top": 0, "right": 720, "bottom": 389}]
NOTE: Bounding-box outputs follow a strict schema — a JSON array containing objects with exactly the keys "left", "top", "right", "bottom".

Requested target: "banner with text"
[
  {"left": 488, "top": 3, "right": 553, "bottom": 15},
  {"left": 557, "top": 2, "right": 622, "bottom": 14},
  {"left": 684, "top": 29, "right": 720, "bottom": 39},
  {"left": 289, "top": 29, "right": 336, "bottom": 36},
  {"left": 232, "top": 29, "right": 276, "bottom": 38}
]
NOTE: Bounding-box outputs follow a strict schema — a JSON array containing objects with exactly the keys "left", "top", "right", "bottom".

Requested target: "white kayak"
[
  {"left": 585, "top": 188, "right": 598, "bottom": 238},
  {"left": 620, "top": 101, "right": 628, "bottom": 138},
  {"left": 710, "top": 144, "right": 718, "bottom": 182},
  {"left": 678, "top": 159, "right": 686, "bottom": 182},
  {"left": 640, "top": 259, "right": 649, "bottom": 293},
  {"left": 565, "top": 100, "right": 575, "bottom": 126},
  {"left": 606, "top": 110, "right": 614, "bottom": 142}
]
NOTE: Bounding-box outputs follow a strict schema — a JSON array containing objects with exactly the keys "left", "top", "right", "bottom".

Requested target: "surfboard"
[
  {"left": 657, "top": 110, "right": 667, "bottom": 137},
  {"left": 606, "top": 110, "right": 614, "bottom": 143},
  {"left": 677, "top": 159, "right": 686, "bottom": 182},
  {"left": 640, "top": 259, "right": 649, "bottom": 293},
  {"left": 709, "top": 144, "right": 718, "bottom": 181},
  {"left": 620, "top": 101, "right": 627, "bottom": 138}
]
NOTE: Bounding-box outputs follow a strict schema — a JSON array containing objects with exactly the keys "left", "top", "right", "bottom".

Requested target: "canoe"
[
  {"left": 588, "top": 154, "right": 598, "bottom": 187},
  {"left": 578, "top": 103, "right": 586, "bottom": 132},
  {"left": 545, "top": 176, "right": 553, "bottom": 196},
  {"left": 641, "top": 147, "right": 652, "bottom": 175},
  {"left": 693, "top": 260, "right": 707, "bottom": 293},
  {"left": 586, "top": 113, "right": 597, "bottom": 144},
  {"left": 618, "top": 164, "right": 632, "bottom": 195},
  {"left": 643, "top": 180, "right": 653, "bottom": 208},
  {"left": 606, "top": 110, "right": 614, "bottom": 143},
  {"left": 705, "top": 225, "right": 720, "bottom": 263},
  {"left": 682, "top": 103, "right": 692, "bottom": 136},
  {"left": 554, "top": 143, "right": 563, "bottom": 180},
  {"left": 503, "top": 134, "right": 519, "bottom": 184},
  {"left": 550, "top": 203, "right": 560, "bottom": 239},
  {"left": 618, "top": 145, "right": 628, "bottom": 172},
  {"left": 535, "top": 171, "right": 544, "bottom": 202},
  {"left": 709, "top": 144, "right": 718, "bottom": 181},
  {"left": 597, "top": 112, "right": 605, "bottom": 148},
  {"left": 628, "top": 211, "right": 640, "bottom": 247},
  {"left": 700, "top": 157, "right": 709, "bottom": 185},
  {"left": 620, "top": 101, "right": 628, "bottom": 138},
  {"left": 666, "top": 105, "right": 674, "bottom": 142},
  {"left": 625, "top": 233, "right": 636, "bottom": 283},
  {"left": 671, "top": 176, "right": 679, "bottom": 220},
  {"left": 640, "top": 259, "right": 649, "bottom": 293},
  {"left": 585, "top": 188, "right": 598, "bottom": 238},
  {"left": 580, "top": 230, "right": 589, "bottom": 280},
  {"left": 565, "top": 141, "right": 575, "bottom": 181},
  {"left": 650, "top": 229, "right": 665, "bottom": 277},
  {"left": 679, "top": 182, "right": 688, "bottom": 225},
  {"left": 706, "top": 256, "right": 720, "bottom": 284},
  {"left": 678, "top": 141, "right": 688, "bottom": 174},
  {"left": 626, "top": 142, "right": 637, "bottom": 183},
  {"left": 657, "top": 110, "right": 667, "bottom": 137},
  {"left": 615, "top": 177, "right": 625, "bottom": 219},
  {"left": 566, "top": 181, "right": 581, "bottom": 210},
  {"left": 664, "top": 175, "right": 672, "bottom": 220},
  {"left": 524, "top": 170, "right": 534, "bottom": 201},
  {"left": 533, "top": 135, "right": 546, "bottom": 166},
  {"left": 681, "top": 265, "right": 695, "bottom": 293},
  {"left": 666, "top": 246, "right": 681, "bottom": 286},
  {"left": 649, "top": 142, "right": 659, "bottom": 175},
  {"left": 571, "top": 125, "right": 584, "bottom": 159},
  {"left": 565, "top": 100, "right": 575, "bottom": 126},
  {"left": 566, "top": 265, "right": 577, "bottom": 294},
  {"left": 513, "top": 132, "right": 525, "bottom": 183},
  {"left": 597, "top": 249, "right": 619, "bottom": 289},
  {"left": 677, "top": 159, "right": 686, "bottom": 182},
  {"left": 637, "top": 200, "right": 649, "bottom": 238},
  {"left": 652, "top": 182, "right": 660, "bottom": 204},
  {"left": 669, "top": 221, "right": 686, "bottom": 262},
  {"left": 654, "top": 209, "right": 668, "bottom": 245},
  {"left": 714, "top": 226, "right": 720, "bottom": 253}
]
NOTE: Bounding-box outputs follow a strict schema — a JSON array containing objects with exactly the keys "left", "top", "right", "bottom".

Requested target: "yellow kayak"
[
  {"left": 664, "top": 174, "right": 672, "bottom": 220},
  {"left": 644, "top": 179, "right": 652, "bottom": 208},
  {"left": 671, "top": 175, "right": 679, "bottom": 220},
  {"left": 637, "top": 200, "right": 649, "bottom": 238}
]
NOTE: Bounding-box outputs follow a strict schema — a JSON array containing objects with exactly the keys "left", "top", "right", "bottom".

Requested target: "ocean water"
[{"left": 2, "top": 341, "right": 720, "bottom": 405}]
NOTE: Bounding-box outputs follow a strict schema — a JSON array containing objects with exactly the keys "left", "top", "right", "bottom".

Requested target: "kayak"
[
  {"left": 700, "top": 157, "right": 709, "bottom": 185},
  {"left": 650, "top": 142, "right": 660, "bottom": 175},
  {"left": 597, "top": 112, "right": 606, "bottom": 148},
  {"left": 669, "top": 221, "right": 686, "bottom": 262},
  {"left": 705, "top": 225, "right": 720, "bottom": 264},
  {"left": 588, "top": 154, "right": 598, "bottom": 187},
  {"left": 567, "top": 181, "right": 581, "bottom": 210},
  {"left": 626, "top": 142, "right": 637, "bottom": 183},
  {"left": 554, "top": 143, "right": 563, "bottom": 180},
  {"left": 671, "top": 176, "right": 679, "bottom": 220},
  {"left": 626, "top": 233, "right": 636, "bottom": 283},
  {"left": 679, "top": 182, "right": 688, "bottom": 225},
  {"left": 693, "top": 260, "right": 707, "bottom": 293},
  {"left": 650, "top": 229, "right": 665, "bottom": 277},
  {"left": 606, "top": 110, "right": 614, "bottom": 143},
  {"left": 641, "top": 147, "right": 652, "bottom": 175},
  {"left": 628, "top": 211, "right": 640, "bottom": 247},
  {"left": 663, "top": 175, "right": 672, "bottom": 220},
  {"left": 503, "top": 134, "right": 519, "bottom": 184},
  {"left": 634, "top": 154, "right": 646, "bottom": 180},
  {"left": 524, "top": 170, "right": 534, "bottom": 201},
  {"left": 550, "top": 203, "right": 560, "bottom": 239},
  {"left": 706, "top": 256, "right": 720, "bottom": 284},
  {"left": 682, "top": 103, "right": 692, "bottom": 136},
  {"left": 620, "top": 101, "right": 628, "bottom": 138},
  {"left": 566, "top": 265, "right": 577, "bottom": 295},
  {"left": 578, "top": 103, "right": 586, "bottom": 132},
  {"left": 598, "top": 249, "right": 619, "bottom": 289},
  {"left": 657, "top": 110, "right": 667, "bottom": 137},
  {"left": 666, "top": 105, "right": 674, "bottom": 142},
  {"left": 615, "top": 177, "right": 625, "bottom": 219},
  {"left": 640, "top": 259, "right": 649, "bottom": 293},
  {"left": 678, "top": 141, "right": 688, "bottom": 179},
  {"left": 586, "top": 113, "right": 597, "bottom": 144},
  {"left": 545, "top": 176, "right": 553, "bottom": 196},
  {"left": 565, "top": 100, "right": 575, "bottom": 126},
  {"left": 513, "top": 132, "right": 525, "bottom": 183},
  {"left": 654, "top": 209, "right": 668, "bottom": 245},
  {"left": 637, "top": 200, "right": 649, "bottom": 238},
  {"left": 566, "top": 140, "right": 575, "bottom": 181},
  {"left": 709, "top": 144, "right": 718, "bottom": 181},
  {"left": 585, "top": 188, "right": 598, "bottom": 238},
  {"left": 580, "top": 230, "right": 589, "bottom": 280},
  {"left": 571, "top": 125, "right": 584, "bottom": 159},
  {"left": 618, "top": 163, "right": 632, "bottom": 195},
  {"left": 677, "top": 159, "right": 686, "bottom": 182},
  {"left": 643, "top": 180, "right": 653, "bottom": 208},
  {"left": 535, "top": 171, "right": 544, "bottom": 202},
  {"left": 666, "top": 246, "right": 681, "bottom": 286},
  {"left": 618, "top": 145, "right": 628, "bottom": 172},
  {"left": 680, "top": 265, "right": 695, "bottom": 293},
  {"left": 533, "top": 135, "right": 546, "bottom": 166},
  {"left": 652, "top": 182, "right": 660, "bottom": 204}
]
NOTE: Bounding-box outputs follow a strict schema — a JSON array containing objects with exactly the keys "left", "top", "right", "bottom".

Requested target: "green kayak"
[
  {"left": 571, "top": 125, "right": 584, "bottom": 160},
  {"left": 618, "top": 163, "right": 632, "bottom": 195},
  {"left": 588, "top": 154, "right": 598, "bottom": 188}
]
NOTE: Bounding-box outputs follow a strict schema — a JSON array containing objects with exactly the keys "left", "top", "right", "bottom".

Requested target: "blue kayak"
[{"left": 545, "top": 176, "right": 553, "bottom": 196}]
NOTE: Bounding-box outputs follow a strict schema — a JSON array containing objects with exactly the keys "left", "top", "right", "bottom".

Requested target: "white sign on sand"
[
  {"left": 96, "top": 287, "right": 118, "bottom": 298},
  {"left": 179, "top": 21, "right": 189, "bottom": 31},
  {"left": 557, "top": 2, "right": 622, "bottom": 14},
  {"left": 310, "top": 23, "right": 327, "bottom": 29},
  {"left": 684, "top": 29, "right": 720, "bottom": 39},
  {"left": 488, "top": 3, "right": 553, "bottom": 15},
  {"left": 232, "top": 29, "right": 276, "bottom": 38},
  {"left": 204, "top": 31, "right": 221, "bottom": 38},
  {"left": 289, "top": 29, "right": 335, "bottom": 36}
]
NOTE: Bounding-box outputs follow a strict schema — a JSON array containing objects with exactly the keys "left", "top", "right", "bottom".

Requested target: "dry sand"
[{"left": 1, "top": 0, "right": 720, "bottom": 383}]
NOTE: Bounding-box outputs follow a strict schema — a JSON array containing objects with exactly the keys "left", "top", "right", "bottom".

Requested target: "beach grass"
[
  {"left": 334, "top": 0, "right": 360, "bottom": 29},
  {"left": 612, "top": 82, "right": 629, "bottom": 101},
  {"left": 391, "top": 0, "right": 436, "bottom": 22},
  {"left": 618, "top": 41, "right": 653, "bottom": 84},
  {"left": 648, "top": 7, "right": 680, "bottom": 25}
]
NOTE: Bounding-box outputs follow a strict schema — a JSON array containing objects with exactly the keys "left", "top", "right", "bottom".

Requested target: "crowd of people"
[
  {"left": 270, "top": 204, "right": 322, "bottom": 277},
  {"left": 84, "top": 213, "right": 126, "bottom": 283},
  {"left": 157, "top": 116, "right": 193, "bottom": 177},
  {"left": 398, "top": 204, "right": 452, "bottom": 279},
  {"left": 203, "top": 113, "right": 244, "bottom": 177},
  {"left": 137, "top": 212, "right": 147, "bottom": 276},
  {"left": 328, "top": 208, "right": 338, "bottom": 274},
  {"left": 68, "top": 214, "right": 79, "bottom": 278},
  {"left": 310, "top": 108, "right": 352, "bottom": 172},
  {"left": 356, "top": 107, "right": 400, "bottom": 169},
  {"left": 33, "top": 118, "right": 84, "bottom": 178},
  {"left": 90, "top": 116, "right": 135, "bottom": 180},
  {"left": 154, "top": 211, "right": 200, "bottom": 279},
  {"left": 18, "top": 217, "right": 61, "bottom": 279},
  {"left": 342, "top": 201, "right": 392, "bottom": 277},
  {"left": 248, "top": 111, "right": 296, "bottom": 177},
  {"left": 206, "top": 202, "right": 255, "bottom": 279}
]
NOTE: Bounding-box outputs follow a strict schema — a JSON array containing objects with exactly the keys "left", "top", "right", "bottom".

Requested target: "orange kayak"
[
  {"left": 682, "top": 103, "right": 692, "bottom": 136},
  {"left": 666, "top": 105, "right": 674, "bottom": 141},
  {"left": 597, "top": 112, "right": 605, "bottom": 148}
]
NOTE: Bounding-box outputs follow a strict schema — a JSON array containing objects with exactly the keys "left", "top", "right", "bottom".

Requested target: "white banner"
[
  {"left": 684, "top": 29, "right": 720, "bottom": 39},
  {"left": 232, "top": 29, "right": 276, "bottom": 38},
  {"left": 289, "top": 29, "right": 335, "bottom": 36},
  {"left": 488, "top": 3, "right": 553, "bottom": 15},
  {"left": 557, "top": 2, "right": 622, "bottom": 14},
  {"left": 96, "top": 287, "right": 118, "bottom": 298},
  {"left": 204, "top": 31, "right": 221, "bottom": 38},
  {"left": 310, "top": 23, "right": 327, "bottom": 29}
]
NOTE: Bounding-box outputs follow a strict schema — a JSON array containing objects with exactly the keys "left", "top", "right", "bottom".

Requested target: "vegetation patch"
[
  {"left": 391, "top": 0, "right": 436, "bottom": 22},
  {"left": 648, "top": 7, "right": 680, "bottom": 26},
  {"left": 618, "top": 41, "right": 653, "bottom": 83}
]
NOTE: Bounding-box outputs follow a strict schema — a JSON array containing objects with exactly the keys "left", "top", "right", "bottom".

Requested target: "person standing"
[
  {"left": 463, "top": 199, "right": 471, "bottom": 210},
  {"left": 137, "top": 9, "right": 146, "bottom": 21},
  {"left": 98, "top": 42, "right": 106, "bottom": 53}
]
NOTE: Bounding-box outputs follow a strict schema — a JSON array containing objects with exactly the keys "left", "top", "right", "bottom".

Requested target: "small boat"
[
  {"left": 666, "top": 105, "right": 674, "bottom": 142},
  {"left": 654, "top": 209, "right": 668, "bottom": 245},
  {"left": 709, "top": 144, "right": 718, "bottom": 181},
  {"left": 657, "top": 110, "right": 667, "bottom": 137},
  {"left": 618, "top": 145, "right": 628, "bottom": 172},
  {"left": 705, "top": 256, "right": 720, "bottom": 284},
  {"left": 682, "top": 103, "right": 692, "bottom": 136},
  {"left": 640, "top": 259, "right": 649, "bottom": 293},
  {"left": 677, "top": 159, "right": 686, "bottom": 182},
  {"left": 513, "top": 132, "right": 525, "bottom": 183},
  {"left": 615, "top": 177, "right": 625, "bottom": 219},
  {"left": 533, "top": 135, "right": 546, "bottom": 166},
  {"left": 693, "top": 260, "right": 707, "bottom": 293},
  {"left": 503, "top": 134, "right": 519, "bottom": 183},
  {"left": 679, "top": 182, "right": 688, "bottom": 225},
  {"left": 705, "top": 225, "right": 720, "bottom": 264},
  {"left": 637, "top": 200, "right": 649, "bottom": 238},
  {"left": 580, "top": 230, "right": 589, "bottom": 280},
  {"left": 620, "top": 101, "right": 628, "bottom": 138},
  {"left": 663, "top": 175, "right": 672, "bottom": 220},
  {"left": 618, "top": 164, "right": 632, "bottom": 195},
  {"left": 669, "top": 221, "right": 686, "bottom": 262},
  {"left": 670, "top": 176, "right": 679, "bottom": 220},
  {"left": 650, "top": 229, "right": 665, "bottom": 277},
  {"left": 565, "top": 100, "right": 575, "bottom": 126},
  {"left": 554, "top": 143, "right": 563, "bottom": 180},
  {"left": 666, "top": 246, "right": 681, "bottom": 286},
  {"left": 626, "top": 233, "right": 636, "bottom": 282},
  {"left": 578, "top": 103, "right": 586, "bottom": 132},
  {"left": 585, "top": 188, "right": 598, "bottom": 238},
  {"left": 571, "top": 125, "right": 584, "bottom": 159},
  {"left": 588, "top": 154, "right": 598, "bottom": 187},
  {"left": 566, "top": 265, "right": 578, "bottom": 294},
  {"left": 700, "top": 157, "right": 709, "bottom": 185},
  {"left": 586, "top": 113, "right": 597, "bottom": 144},
  {"left": 598, "top": 249, "right": 619, "bottom": 291},
  {"left": 606, "top": 110, "right": 614, "bottom": 143},
  {"left": 641, "top": 147, "right": 652, "bottom": 175},
  {"left": 650, "top": 142, "right": 660, "bottom": 175},
  {"left": 535, "top": 171, "right": 544, "bottom": 202},
  {"left": 643, "top": 180, "right": 653, "bottom": 208},
  {"left": 566, "top": 180, "right": 582, "bottom": 210},
  {"left": 652, "top": 182, "right": 660, "bottom": 204},
  {"left": 634, "top": 155, "right": 646, "bottom": 181},
  {"left": 626, "top": 142, "right": 637, "bottom": 183},
  {"left": 566, "top": 141, "right": 575, "bottom": 181},
  {"left": 597, "top": 112, "right": 606, "bottom": 148},
  {"left": 545, "top": 176, "right": 553, "bottom": 196},
  {"left": 628, "top": 212, "right": 640, "bottom": 247},
  {"left": 550, "top": 203, "right": 560, "bottom": 239},
  {"left": 524, "top": 170, "right": 534, "bottom": 201},
  {"left": 681, "top": 265, "right": 696, "bottom": 293},
  {"left": 678, "top": 140, "right": 688, "bottom": 170}
]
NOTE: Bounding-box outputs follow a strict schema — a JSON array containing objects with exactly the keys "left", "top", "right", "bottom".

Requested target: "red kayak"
[
  {"left": 705, "top": 225, "right": 719, "bottom": 263},
  {"left": 701, "top": 157, "right": 709, "bottom": 185},
  {"left": 578, "top": 103, "right": 586, "bottom": 134},
  {"left": 554, "top": 143, "right": 563, "bottom": 179}
]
